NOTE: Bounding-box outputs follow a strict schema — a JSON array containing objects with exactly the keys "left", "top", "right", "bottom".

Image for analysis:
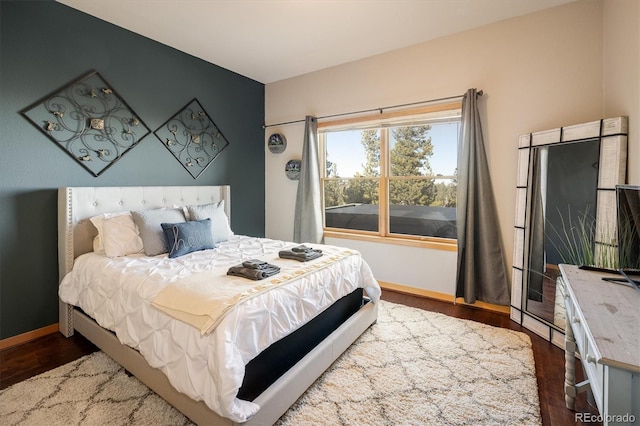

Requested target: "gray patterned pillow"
[{"left": 131, "top": 208, "right": 186, "bottom": 256}]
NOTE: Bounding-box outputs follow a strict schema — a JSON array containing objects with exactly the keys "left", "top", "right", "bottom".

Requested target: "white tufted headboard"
[{"left": 57, "top": 186, "right": 231, "bottom": 281}]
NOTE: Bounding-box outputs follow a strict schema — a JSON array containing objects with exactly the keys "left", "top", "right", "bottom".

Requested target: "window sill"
[{"left": 323, "top": 230, "right": 457, "bottom": 252}]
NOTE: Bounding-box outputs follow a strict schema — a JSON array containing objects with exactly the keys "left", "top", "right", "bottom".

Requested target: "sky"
[{"left": 325, "top": 122, "right": 460, "bottom": 178}]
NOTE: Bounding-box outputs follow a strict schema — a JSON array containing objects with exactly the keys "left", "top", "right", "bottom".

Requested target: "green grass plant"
[{"left": 546, "top": 207, "right": 617, "bottom": 269}]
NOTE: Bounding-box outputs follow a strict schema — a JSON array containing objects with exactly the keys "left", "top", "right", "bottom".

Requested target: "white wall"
[
  {"left": 603, "top": 0, "right": 640, "bottom": 185},
  {"left": 264, "top": 0, "right": 637, "bottom": 298}
]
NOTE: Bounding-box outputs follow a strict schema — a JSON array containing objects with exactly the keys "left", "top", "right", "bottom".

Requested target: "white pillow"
[
  {"left": 186, "top": 200, "right": 233, "bottom": 244},
  {"left": 90, "top": 211, "right": 128, "bottom": 254},
  {"left": 102, "top": 214, "right": 144, "bottom": 257},
  {"left": 89, "top": 212, "right": 143, "bottom": 257}
]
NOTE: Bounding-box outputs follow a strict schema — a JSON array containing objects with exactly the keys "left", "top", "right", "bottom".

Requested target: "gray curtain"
[
  {"left": 456, "top": 89, "right": 510, "bottom": 305},
  {"left": 293, "top": 116, "right": 324, "bottom": 244}
]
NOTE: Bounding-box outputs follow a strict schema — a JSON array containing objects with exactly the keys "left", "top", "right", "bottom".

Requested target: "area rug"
[{"left": 1, "top": 301, "right": 541, "bottom": 425}]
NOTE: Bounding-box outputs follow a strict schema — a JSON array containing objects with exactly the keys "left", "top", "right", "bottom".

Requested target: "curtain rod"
[{"left": 262, "top": 90, "right": 483, "bottom": 129}]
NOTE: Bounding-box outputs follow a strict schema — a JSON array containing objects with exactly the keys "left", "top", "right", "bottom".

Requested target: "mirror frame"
[{"left": 510, "top": 116, "right": 628, "bottom": 347}]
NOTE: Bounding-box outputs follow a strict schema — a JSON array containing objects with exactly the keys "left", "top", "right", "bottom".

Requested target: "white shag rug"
[{"left": 1, "top": 301, "right": 541, "bottom": 426}]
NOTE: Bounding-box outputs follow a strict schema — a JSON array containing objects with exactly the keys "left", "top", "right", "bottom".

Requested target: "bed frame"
[{"left": 58, "top": 186, "right": 378, "bottom": 425}]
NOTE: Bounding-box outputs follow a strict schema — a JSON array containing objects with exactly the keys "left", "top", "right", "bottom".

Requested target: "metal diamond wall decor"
[
  {"left": 21, "top": 70, "right": 150, "bottom": 177},
  {"left": 154, "top": 98, "right": 230, "bottom": 179}
]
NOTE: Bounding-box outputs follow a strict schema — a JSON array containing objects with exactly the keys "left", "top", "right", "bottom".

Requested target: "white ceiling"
[{"left": 57, "top": 0, "right": 576, "bottom": 84}]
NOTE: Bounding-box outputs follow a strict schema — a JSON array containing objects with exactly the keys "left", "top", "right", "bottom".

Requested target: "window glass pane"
[
  {"left": 325, "top": 129, "right": 380, "bottom": 178},
  {"left": 321, "top": 111, "right": 460, "bottom": 241},
  {"left": 430, "top": 121, "right": 460, "bottom": 178},
  {"left": 324, "top": 178, "right": 379, "bottom": 232},
  {"left": 388, "top": 178, "right": 457, "bottom": 238},
  {"left": 389, "top": 122, "right": 459, "bottom": 178}
]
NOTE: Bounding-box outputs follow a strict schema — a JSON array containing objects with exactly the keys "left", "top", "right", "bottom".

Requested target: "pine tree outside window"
[{"left": 319, "top": 104, "right": 461, "bottom": 245}]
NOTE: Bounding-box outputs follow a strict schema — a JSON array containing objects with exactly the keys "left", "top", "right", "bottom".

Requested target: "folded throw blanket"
[
  {"left": 151, "top": 242, "right": 367, "bottom": 336},
  {"left": 227, "top": 263, "right": 280, "bottom": 280},
  {"left": 279, "top": 246, "right": 323, "bottom": 262}
]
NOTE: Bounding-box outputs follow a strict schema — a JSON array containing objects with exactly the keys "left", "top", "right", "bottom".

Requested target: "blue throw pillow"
[{"left": 161, "top": 219, "right": 214, "bottom": 258}]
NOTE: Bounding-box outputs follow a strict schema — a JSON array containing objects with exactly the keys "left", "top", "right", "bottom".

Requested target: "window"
[{"left": 320, "top": 104, "right": 461, "bottom": 244}]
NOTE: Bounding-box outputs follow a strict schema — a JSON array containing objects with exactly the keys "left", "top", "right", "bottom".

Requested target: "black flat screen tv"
[{"left": 616, "top": 185, "right": 640, "bottom": 289}]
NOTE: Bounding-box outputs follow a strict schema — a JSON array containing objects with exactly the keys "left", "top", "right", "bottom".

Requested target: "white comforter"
[{"left": 59, "top": 235, "right": 381, "bottom": 423}]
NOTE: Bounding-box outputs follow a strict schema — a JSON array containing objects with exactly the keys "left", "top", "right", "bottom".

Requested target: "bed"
[{"left": 57, "top": 185, "right": 380, "bottom": 425}]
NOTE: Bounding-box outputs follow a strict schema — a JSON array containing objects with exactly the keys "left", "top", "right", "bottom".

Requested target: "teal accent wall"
[{"left": 0, "top": 1, "right": 265, "bottom": 339}]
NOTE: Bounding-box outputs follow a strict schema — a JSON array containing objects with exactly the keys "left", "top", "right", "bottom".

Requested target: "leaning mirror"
[{"left": 510, "top": 117, "right": 628, "bottom": 347}]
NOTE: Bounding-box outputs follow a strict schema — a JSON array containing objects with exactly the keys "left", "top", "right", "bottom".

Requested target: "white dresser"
[{"left": 560, "top": 264, "right": 639, "bottom": 425}]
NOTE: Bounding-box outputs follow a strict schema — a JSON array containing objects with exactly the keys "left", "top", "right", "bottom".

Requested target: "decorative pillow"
[
  {"left": 161, "top": 219, "right": 214, "bottom": 258},
  {"left": 186, "top": 200, "right": 233, "bottom": 244},
  {"left": 89, "top": 211, "right": 139, "bottom": 255},
  {"left": 131, "top": 208, "right": 186, "bottom": 256},
  {"left": 101, "top": 214, "right": 144, "bottom": 257}
]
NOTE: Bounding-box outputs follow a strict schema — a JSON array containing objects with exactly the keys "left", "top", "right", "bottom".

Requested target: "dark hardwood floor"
[
  {"left": 0, "top": 332, "right": 98, "bottom": 389},
  {"left": 1, "top": 289, "right": 599, "bottom": 425}
]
